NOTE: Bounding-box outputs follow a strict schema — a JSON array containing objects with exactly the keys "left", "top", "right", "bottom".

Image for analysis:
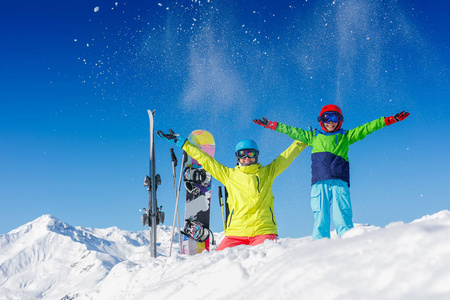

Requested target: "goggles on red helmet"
[
  {"left": 318, "top": 112, "right": 342, "bottom": 123},
  {"left": 236, "top": 149, "right": 259, "bottom": 159}
]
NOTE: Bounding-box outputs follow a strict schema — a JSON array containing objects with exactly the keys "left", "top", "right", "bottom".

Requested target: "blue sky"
[{"left": 1, "top": 0, "right": 449, "bottom": 238}]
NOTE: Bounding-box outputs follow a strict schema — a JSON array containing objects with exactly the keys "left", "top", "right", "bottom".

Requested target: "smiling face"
[
  {"left": 324, "top": 121, "right": 338, "bottom": 132},
  {"left": 318, "top": 108, "right": 343, "bottom": 133},
  {"left": 238, "top": 156, "right": 257, "bottom": 166}
]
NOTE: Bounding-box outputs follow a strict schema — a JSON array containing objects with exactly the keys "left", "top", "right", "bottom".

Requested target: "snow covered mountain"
[
  {"left": 0, "top": 215, "right": 151, "bottom": 299},
  {"left": 1, "top": 211, "right": 450, "bottom": 300}
]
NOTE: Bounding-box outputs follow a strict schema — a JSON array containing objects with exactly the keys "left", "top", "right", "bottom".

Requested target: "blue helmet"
[{"left": 235, "top": 139, "right": 259, "bottom": 153}]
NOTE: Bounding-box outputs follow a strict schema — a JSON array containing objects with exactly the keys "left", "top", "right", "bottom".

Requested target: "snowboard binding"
[
  {"left": 183, "top": 167, "right": 212, "bottom": 195},
  {"left": 181, "top": 218, "right": 215, "bottom": 245}
]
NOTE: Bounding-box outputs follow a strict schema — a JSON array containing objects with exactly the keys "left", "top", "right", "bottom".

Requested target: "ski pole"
[
  {"left": 224, "top": 187, "right": 229, "bottom": 230},
  {"left": 176, "top": 151, "right": 188, "bottom": 254},
  {"left": 218, "top": 186, "right": 225, "bottom": 231},
  {"left": 169, "top": 148, "right": 178, "bottom": 257}
]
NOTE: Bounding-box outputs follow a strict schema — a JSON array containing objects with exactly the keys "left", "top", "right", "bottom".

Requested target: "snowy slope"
[
  {"left": 0, "top": 215, "right": 149, "bottom": 299},
  {"left": 1, "top": 211, "right": 450, "bottom": 300}
]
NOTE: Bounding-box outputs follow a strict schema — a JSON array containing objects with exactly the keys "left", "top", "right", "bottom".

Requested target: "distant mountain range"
[{"left": 0, "top": 215, "right": 155, "bottom": 299}]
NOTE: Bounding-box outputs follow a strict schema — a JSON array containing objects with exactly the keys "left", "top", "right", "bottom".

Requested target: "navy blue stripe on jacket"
[{"left": 311, "top": 152, "right": 350, "bottom": 186}]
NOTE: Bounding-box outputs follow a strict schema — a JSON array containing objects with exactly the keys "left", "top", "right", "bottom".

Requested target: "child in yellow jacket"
[{"left": 158, "top": 129, "right": 306, "bottom": 250}]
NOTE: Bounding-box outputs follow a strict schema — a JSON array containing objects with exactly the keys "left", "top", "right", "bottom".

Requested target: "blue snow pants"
[{"left": 311, "top": 179, "right": 353, "bottom": 240}]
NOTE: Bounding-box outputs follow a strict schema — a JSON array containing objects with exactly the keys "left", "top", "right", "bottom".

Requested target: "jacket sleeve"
[
  {"left": 346, "top": 117, "right": 386, "bottom": 144},
  {"left": 181, "top": 141, "right": 231, "bottom": 185},
  {"left": 266, "top": 140, "right": 307, "bottom": 179},
  {"left": 275, "top": 123, "right": 314, "bottom": 146}
]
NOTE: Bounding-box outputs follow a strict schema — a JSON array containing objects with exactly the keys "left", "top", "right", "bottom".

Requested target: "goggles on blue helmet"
[
  {"left": 236, "top": 149, "right": 259, "bottom": 159},
  {"left": 318, "top": 112, "right": 342, "bottom": 123}
]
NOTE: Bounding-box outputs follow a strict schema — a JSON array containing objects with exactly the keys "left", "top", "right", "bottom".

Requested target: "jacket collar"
[
  {"left": 315, "top": 128, "right": 346, "bottom": 136},
  {"left": 235, "top": 163, "right": 261, "bottom": 174}
]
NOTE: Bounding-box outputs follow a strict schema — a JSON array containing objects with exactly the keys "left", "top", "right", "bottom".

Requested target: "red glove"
[
  {"left": 385, "top": 111, "right": 410, "bottom": 126},
  {"left": 253, "top": 117, "right": 278, "bottom": 130}
]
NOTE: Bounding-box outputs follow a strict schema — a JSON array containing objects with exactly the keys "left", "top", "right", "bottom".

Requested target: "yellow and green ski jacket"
[{"left": 182, "top": 140, "right": 307, "bottom": 237}]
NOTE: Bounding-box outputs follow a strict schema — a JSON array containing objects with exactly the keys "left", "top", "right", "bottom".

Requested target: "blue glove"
[{"left": 157, "top": 129, "right": 186, "bottom": 148}]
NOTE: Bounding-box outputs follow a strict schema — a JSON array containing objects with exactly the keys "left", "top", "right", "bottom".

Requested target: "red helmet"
[{"left": 318, "top": 104, "right": 344, "bottom": 132}]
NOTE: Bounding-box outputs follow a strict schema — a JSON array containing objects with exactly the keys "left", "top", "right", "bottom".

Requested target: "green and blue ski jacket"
[
  {"left": 276, "top": 117, "right": 386, "bottom": 187},
  {"left": 182, "top": 140, "right": 307, "bottom": 237}
]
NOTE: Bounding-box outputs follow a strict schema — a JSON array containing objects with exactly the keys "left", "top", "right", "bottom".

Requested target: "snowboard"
[{"left": 182, "top": 130, "right": 215, "bottom": 255}]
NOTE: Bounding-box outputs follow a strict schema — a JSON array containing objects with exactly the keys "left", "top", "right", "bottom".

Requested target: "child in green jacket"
[{"left": 254, "top": 104, "right": 410, "bottom": 239}]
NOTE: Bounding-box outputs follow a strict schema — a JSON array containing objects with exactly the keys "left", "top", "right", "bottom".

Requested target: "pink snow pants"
[{"left": 215, "top": 234, "right": 277, "bottom": 251}]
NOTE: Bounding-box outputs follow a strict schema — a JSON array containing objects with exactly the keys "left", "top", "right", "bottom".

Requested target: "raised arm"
[
  {"left": 254, "top": 117, "right": 313, "bottom": 145},
  {"left": 266, "top": 140, "right": 307, "bottom": 179},
  {"left": 157, "top": 129, "right": 230, "bottom": 184}
]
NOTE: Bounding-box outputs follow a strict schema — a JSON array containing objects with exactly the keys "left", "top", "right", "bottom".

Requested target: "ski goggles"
[
  {"left": 236, "top": 149, "right": 259, "bottom": 159},
  {"left": 319, "top": 112, "right": 342, "bottom": 123}
]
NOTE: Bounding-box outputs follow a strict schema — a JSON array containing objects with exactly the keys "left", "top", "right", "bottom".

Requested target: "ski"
[
  {"left": 141, "top": 109, "right": 164, "bottom": 258},
  {"left": 181, "top": 130, "right": 215, "bottom": 255}
]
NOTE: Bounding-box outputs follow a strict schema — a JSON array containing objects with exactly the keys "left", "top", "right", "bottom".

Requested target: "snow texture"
[{"left": 1, "top": 211, "right": 450, "bottom": 299}]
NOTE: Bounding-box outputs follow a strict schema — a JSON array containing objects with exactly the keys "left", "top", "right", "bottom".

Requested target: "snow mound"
[{"left": 1, "top": 211, "right": 450, "bottom": 300}]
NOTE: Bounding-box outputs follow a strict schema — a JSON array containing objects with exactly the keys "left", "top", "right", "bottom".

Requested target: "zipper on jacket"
[
  {"left": 269, "top": 207, "right": 276, "bottom": 225},
  {"left": 256, "top": 175, "right": 260, "bottom": 193},
  {"left": 227, "top": 209, "right": 234, "bottom": 227}
]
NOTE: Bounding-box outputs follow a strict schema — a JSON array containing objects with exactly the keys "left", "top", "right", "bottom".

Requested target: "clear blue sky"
[{"left": 1, "top": 0, "right": 449, "bottom": 238}]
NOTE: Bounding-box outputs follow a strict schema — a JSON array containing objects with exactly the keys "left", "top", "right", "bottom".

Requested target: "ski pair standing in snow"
[
  {"left": 158, "top": 129, "right": 307, "bottom": 250},
  {"left": 254, "top": 105, "right": 410, "bottom": 240}
]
